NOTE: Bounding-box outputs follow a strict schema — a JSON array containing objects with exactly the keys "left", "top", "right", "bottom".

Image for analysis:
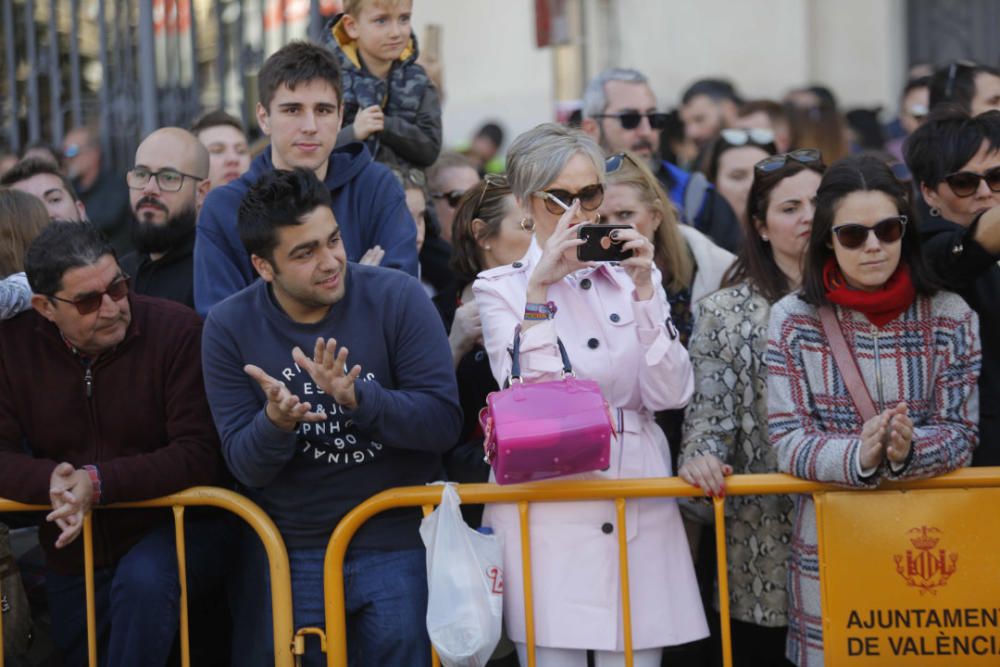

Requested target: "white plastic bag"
[{"left": 419, "top": 484, "right": 503, "bottom": 667}]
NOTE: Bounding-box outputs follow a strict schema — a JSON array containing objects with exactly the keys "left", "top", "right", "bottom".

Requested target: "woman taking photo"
[
  {"left": 905, "top": 109, "right": 1000, "bottom": 466},
  {"left": 474, "top": 123, "right": 707, "bottom": 666},
  {"left": 678, "top": 149, "right": 824, "bottom": 666},
  {"left": 767, "top": 155, "right": 981, "bottom": 666}
]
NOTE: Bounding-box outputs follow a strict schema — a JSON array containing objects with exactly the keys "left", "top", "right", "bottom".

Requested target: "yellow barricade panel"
[{"left": 817, "top": 488, "right": 1000, "bottom": 665}]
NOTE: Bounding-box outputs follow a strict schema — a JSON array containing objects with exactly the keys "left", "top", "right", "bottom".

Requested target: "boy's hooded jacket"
[
  {"left": 323, "top": 14, "right": 442, "bottom": 170},
  {"left": 194, "top": 143, "right": 418, "bottom": 317}
]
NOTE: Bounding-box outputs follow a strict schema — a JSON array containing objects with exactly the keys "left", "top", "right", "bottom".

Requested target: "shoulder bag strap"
[{"left": 818, "top": 305, "right": 878, "bottom": 422}]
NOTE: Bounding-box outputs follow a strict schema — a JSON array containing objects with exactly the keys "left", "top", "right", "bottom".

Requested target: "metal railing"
[
  {"left": 5, "top": 468, "right": 999, "bottom": 666},
  {"left": 0, "top": 486, "right": 296, "bottom": 667},
  {"left": 310, "top": 468, "right": 1000, "bottom": 667}
]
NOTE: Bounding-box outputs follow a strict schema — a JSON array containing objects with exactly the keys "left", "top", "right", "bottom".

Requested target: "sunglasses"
[
  {"left": 47, "top": 275, "right": 130, "bottom": 315},
  {"left": 592, "top": 110, "right": 669, "bottom": 131},
  {"left": 472, "top": 174, "right": 506, "bottom": 216},
  {"left": 754, "top": 148, "right": 823, "bottom": 174},
  {"left": 832, "top": 216, "right": 907, "bottom": 250},
  {"left": 431, "top": 190, "right": 465, "bottom": 208},
  {"left": 533, "top": 183, "right": 605, "bottom": 216},
  {"left": 720, "top": 127, "right": 775, "bottom": 147},
  {"left": 605, "top": 152, "right": 640, "bottom": 173},
  {"left": 942, "top": 166, "right": 1000, "bottom": 198}
]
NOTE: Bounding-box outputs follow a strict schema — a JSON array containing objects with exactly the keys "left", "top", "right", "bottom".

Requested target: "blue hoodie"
[
  {"left": 194, "top": 142, "right": 418, "bottom": 317},
  {"left": 201, "top": 263, "right": 462, "bottom": 549}
]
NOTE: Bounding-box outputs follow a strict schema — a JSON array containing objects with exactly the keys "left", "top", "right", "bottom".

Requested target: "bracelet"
[
  {"left": 524, "top": 301, "right": 557, "bottom": 321},
  {"left": 83, "top": 464, "right": 102, "bottom": 505}
]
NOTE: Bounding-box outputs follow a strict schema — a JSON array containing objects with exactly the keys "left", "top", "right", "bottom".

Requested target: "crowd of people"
[{"left": 0, "top": 1, "right": 998, "bottom": 666}]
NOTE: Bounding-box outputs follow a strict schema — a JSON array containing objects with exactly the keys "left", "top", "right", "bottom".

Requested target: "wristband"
[
  {"left": 83, "top": 464, "right": 102, "bottom": 505},
  {"left": 524, "top": 301, "right": 557, "bottom": 321}
]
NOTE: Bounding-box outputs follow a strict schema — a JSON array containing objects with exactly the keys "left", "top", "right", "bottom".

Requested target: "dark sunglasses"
[
  {"left": 533, "top": 183, "right": 605, "bottom": 216},
  {"left": 431, "top": 190, "right": 466, "bottom": 208},
  {"left": 832, "top": 216, "right": 907, "bottom": 250},
  {"left": 47, "top": 275, "right": 130, "bottom": 315},
  {"left": 943, "top": 166, "right": 1000, "bottom": 198},
  {"left": 754, "top": 148, "right": 823, "bottom": 174},
  {"left": 592, "top": 110, "right": 669, "bottom": 131}
]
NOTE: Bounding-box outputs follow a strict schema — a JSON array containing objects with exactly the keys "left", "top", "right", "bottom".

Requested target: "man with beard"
[
  {"left": 120, "top": 127, "right": 210, "bottom": 309},
  {"left": 581, "top": 68, "right": 742, "bottom": 252}
]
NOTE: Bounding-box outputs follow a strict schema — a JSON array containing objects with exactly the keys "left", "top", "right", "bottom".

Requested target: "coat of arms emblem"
[{"left": 893, "top": 525, "right": 958, "bottom": 595}]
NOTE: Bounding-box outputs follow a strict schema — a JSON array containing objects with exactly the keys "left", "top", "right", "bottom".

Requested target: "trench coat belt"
[{"left": 611, "top": 407, "right": 654, "bottom": 542}]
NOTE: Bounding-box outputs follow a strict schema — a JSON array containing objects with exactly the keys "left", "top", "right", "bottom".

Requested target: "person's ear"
[
  {"left": 31, "top": 294, "right": 56, "bottom": 321},
  {"left": 580, "top": 117, "right": 599, "bottom": 140},
  {"left": 250, "top": 254, "right": 276, "bottom": 282},
  {"left": 342, "top": 14, "right": 360, "bottom": 40},
  {"left": 256, "top": 103, "right": 271, "bottom": 136},
  {"left": 471, "top": 219, "right": 490, "bottom": 250},
  {"left": 920, "top": 181, "right": 942, "bottom": 212},
  {"left": 196, "top": 178, "right": 211, "bottom": 207},
  {"left": 752, "top": 215, "right": 768, "bottom": 241}
]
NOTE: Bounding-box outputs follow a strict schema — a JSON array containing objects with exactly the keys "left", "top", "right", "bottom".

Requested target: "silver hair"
[
  {"left": 582, "top": 68, "right": 650, "bottom": 119},
  {"left": 506, "top": 123, "right": 606, "bottom": 203}
]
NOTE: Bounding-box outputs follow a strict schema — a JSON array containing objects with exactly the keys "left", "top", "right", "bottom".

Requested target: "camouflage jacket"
[{"left": 324, "top": 14, "right": 442, "bottom": 171}]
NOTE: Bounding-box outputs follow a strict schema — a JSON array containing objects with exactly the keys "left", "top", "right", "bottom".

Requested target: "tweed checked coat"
[{"left": 766, "top": 290, "right": 981, "bottom": 667}]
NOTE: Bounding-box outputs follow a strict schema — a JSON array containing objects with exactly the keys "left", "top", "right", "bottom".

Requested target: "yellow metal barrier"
[
  {"left": 0, "top": 486, "right": 296, "bottom": 667},
  {"left": 312, "top": 467, "right": 1000, "bottom": 667}
]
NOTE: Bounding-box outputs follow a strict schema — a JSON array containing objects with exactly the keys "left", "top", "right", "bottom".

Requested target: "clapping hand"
[
  {"left": 292, "top": 338, "right": 363, "bottom": 410},
  {"left": 244, "top": 364, "right": 326, "bottom": 432}
]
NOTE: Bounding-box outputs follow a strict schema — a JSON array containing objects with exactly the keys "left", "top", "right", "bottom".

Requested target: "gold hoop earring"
[{"left": 520, "top": 217, "right": 534, "bottom": 232}]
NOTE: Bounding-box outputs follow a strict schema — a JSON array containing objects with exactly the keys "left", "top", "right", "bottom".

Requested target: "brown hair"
[
  {"left": 0, "top": 188, "right": 51, "bottom": 275},
  {"left": 449, "top": 175, "right": 514, "bottom": 285},
  {"left": 722, "top": 157, "right": 826, "bottom": 302},
  {"left": 605, "top": 152, "right": 693, "bottom": 293}
]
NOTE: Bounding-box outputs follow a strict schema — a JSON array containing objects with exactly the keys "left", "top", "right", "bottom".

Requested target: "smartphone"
[{"left": 576, "top": 224, "right": 633, "bottom": 262}]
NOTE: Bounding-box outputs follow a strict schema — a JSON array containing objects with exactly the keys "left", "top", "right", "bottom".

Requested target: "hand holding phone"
[{"left": 576, "top": 224, "right": 634, "bottom": 262}]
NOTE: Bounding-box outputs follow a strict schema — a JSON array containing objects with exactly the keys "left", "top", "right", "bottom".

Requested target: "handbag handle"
[
  {"left": 818, "top": 305, "right": 877, "bottom": 422},
  {"left": 508, "top": 324, "right": 573, "bottom": 385}
]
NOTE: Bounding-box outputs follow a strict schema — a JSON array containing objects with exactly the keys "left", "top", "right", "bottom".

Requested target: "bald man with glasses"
[{"left": 120, "top": 127, "right": 210, "bottom": 309}]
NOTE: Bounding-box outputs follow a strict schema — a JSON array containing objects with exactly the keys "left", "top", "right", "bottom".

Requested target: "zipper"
[
  {"left": 84, "top": 366, "right": 93, "bottom": 398},
  {"left": 871, "top": 324, "right": 884, "bottom": 412}
]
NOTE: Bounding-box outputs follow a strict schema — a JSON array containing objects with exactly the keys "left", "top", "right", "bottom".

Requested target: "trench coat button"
[
  {"left": 587, "top": 338, "right": 600, "bottom": 349},
  {"left": 580, "top": 278, "right": 592, "bottom": 289},
  {"left": 512, "top": 261, "right": 523, "bottom": 268},
  {"left": 601, "top": 522, "right": 614, "bottom": 534},
  {"left": 609, "top": 313, "right": 620, "bottom": 323}
]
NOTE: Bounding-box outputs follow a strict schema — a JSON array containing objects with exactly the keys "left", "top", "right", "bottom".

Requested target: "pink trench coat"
[{"left": 472, "top": 240, "right": 709, "bottom": 651}]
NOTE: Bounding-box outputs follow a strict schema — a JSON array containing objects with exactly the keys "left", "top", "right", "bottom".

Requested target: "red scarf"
[{"left": 822, "top": 257, "right": 916, "bottom": 327}]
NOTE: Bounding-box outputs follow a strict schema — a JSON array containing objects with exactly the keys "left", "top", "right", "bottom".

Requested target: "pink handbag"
[{"left": 479, "top": 326, "right": 613, "bottom": 485}]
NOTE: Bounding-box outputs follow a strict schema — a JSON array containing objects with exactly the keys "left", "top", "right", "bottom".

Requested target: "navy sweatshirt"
[
  {"left": 193, "top": 142, "right": 419, "bottom": 317},
  {"left": 201, "top": 263, "right": 461, "bottom": 550}
]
